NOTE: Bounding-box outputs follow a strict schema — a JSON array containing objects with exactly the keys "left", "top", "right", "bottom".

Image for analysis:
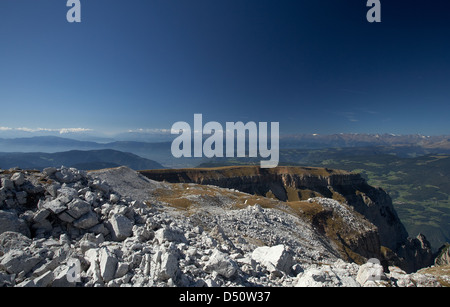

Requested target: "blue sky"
[{"left": 1, "top": 0, "right": 449, "bottom": 137}]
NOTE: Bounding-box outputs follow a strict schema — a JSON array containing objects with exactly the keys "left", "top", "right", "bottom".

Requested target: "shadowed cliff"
[{"left": 141, "top": 166, "right": 433, "bottom": 272}]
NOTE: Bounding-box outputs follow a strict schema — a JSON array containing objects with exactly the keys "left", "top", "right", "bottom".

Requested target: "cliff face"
[
  {"left": 141, "top": 166, "right": 432, "bottom": 272},
  {"left": 141, "top": 167, "right": 404, "bottom": 249},
  {"left": 140, "top": 166, "right": 360, "bottom": 200},
  {"left": 435, "top": 244, "right": 450, "bottom": 266}
]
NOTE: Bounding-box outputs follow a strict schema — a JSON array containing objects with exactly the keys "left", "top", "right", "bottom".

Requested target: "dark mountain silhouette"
[{"left": 0, "top": 149, "right": 165, "bottom": 171}]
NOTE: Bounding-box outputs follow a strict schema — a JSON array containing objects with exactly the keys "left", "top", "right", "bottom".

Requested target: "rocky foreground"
[{"left": 0, "top": 166, "right": 448, "bottom": 287}]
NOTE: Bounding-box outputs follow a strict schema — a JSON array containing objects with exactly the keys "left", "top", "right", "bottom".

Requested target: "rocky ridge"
[
  {"left": 140, "top": 166, "right": 408, "bottom": 250},
  {"left": 141, "top": 166, "right": 436, "bottom": 272},
  {"left": 0, "top": 166, "right": 447, "bottom": 287}
]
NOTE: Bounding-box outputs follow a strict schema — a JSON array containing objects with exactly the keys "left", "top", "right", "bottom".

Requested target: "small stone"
[
  {"left": 91, "top": 180, "right": 110, "bottom": 195},
  {"left": 132, "top": 225, "right": 153, "bottom": 242},
  {"left": 58, "top": 211, "right": 76, "bottom": 223},
  {"left": 356, "top": 260, "right": 387, "bottom": 286},
  {"left": 89, "top": 223, "right": 109, "bottom": 236},
  {"left": 204, "top": 249, "right": 237, "bottom": 279},
  {"left": 67, "top": 199, "right": 91, "bottom": 219},
  {"left": 33, "top": 271, "right": 54, "bottom": 287},
  {"left": 57, "top": 187, "right": 78, "bottom": 200},
  {"left": 115, "top": 262, "right": 129, "bottom": 279},
  {"left": 32, "top": 258, "right": 60, "bottom": 277},
  {"left": 52, "top": 266, "right": 77, "bottom": 287},
  {"left": 41, "top": 197, "right": 69, "bottom": 215},
  {"left": 151, "top": 248, "right": 179, "bottom": 282},
  {"left": 46, "top": 184, "right": 59, "bottom": 198},
  {"left": 0, "top": 231, "right": 32, "bottom": 255},
  {"left": 1, "top": 178, "right": 14, "bottom": 190},
  {"left": 109, "top": 214, "right": 133, "bottom": 241},
  {"left": 84, "top": 191, "right": 97, "bottom": 204},
  {"left": 11, "top": 172, "right": 25, "bottom": 186},
  {"left": 73, "top": 211, "right": 98, "bottom": 230},
  {"left": 0, "top": 250, "right": 42, "bottom": 275},
  {"left": 155, "top": 226, "right": 187, "bottom": 244},
  {"left": 43, "top": 167, "right": 58, "bottom": 176},
  {"left": 15, "top": 191, "right": 27, "bottom": 205},
  {"left": 33, "top": 208, "right": 51, "bottom": 223},
  {"left": 99, "top": 248, "right": 118, "bottom": 283},
  {"left": 110, "top": 194, "right": 120, "bottom": 204}
]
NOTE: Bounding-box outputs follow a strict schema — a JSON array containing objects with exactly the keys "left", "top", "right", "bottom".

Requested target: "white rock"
[
  {"left": 296, "top": 265, "right": 360, "bottom": 287},
  {"left": 132, "top": 225, "right": 153, "bottom": 242},
  {"left": 57, "top": 187, "right": 79, "bottom": 200},
  {"left": 41, "top": 197, "right": 69, "bottom": 215},
  {"left": 0, "top": 231, "right": 32, "bottom": 255},
  {"left": 109, "top": 214, "right": 134, "bottom": 241},
  {"left": 73, "top": 211, "right": 99, "bottom": 230},
  {"left": 110, "top": 194, "right": 120, "bottom": 204},
  {"left": 55, "top": 168, "right": 76, "bottom": 183},
  {"left": 387, "top": 266, "right": 415, "bottom": 287},
  {"left": 43, "top": 167, "right": 58, "bottom": 176},
  {"left": 52, "top": 265, "right": 77, "bottom": 287},
  {"left": 11, "top": 172, "right": 25, "bottom": 186},
  {"left": 204, "top": 249, "right": 237, "bottom": 279},
  {"left": 45, "top": 184, "right": 59, "bottom": 198},
  {"left": 67, "top": 199, "right": 91, "bottom": 219},
  {"left": 155, "top": 226, "right": 187, "bottom": 244},
  {"left": 84, "top": 191, "right": 97, "bottom": 204},
  {"left": 85, "top": 249, "right": 103, "bottom": 285},
  {"left": 251, "top": 244, "right": 294, "bottom": 274},
  {"left": 115, "top": 262, "right": 129, "bottom": 279},
  {"left": 296, "top": 268, "right": 330, "bottom": 287},
  {"left": 90, "top": 180, "right": 110, "bottom": 195},
  {"left": 32, "top": 258, "right": 60, "bottom": 277},
  {"left": 409, "top": 272, "right": 441, "bottom": 287},
  {"left": 151, "top": 247, "right": 179, "bottom": 282},
  {"left": 99, "top": 248, "right": 118, "bottom": 283},
  {"left": 356, "top": 260, "right": 387, "bottom": 286},
  {"left": 0, "top": 250, "right": 42, "bottom": 275},
  {"left": 10, "top": 173, "right": 25, "bottom": 188}
]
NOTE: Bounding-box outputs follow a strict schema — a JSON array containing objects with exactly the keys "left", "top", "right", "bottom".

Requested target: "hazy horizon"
[{"left": 0, "top": 129, "right": 449, "bottom": 145}]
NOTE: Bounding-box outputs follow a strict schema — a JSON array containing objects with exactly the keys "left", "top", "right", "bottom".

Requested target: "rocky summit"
[{"left": 0, "top": 166, "right": 448, "bottom": 287}]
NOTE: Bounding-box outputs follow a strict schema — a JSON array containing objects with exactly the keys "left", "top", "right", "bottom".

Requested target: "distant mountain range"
[
  {"left": 1, "top": 134, "right": 450, "bottom": 168},
  {"left": 279, "top": 133, "right": 450, "bottom": 150},
  {"left": 0, "top": 149, "right": 164, "bottom": 171},
  {"left": 0, "top": 136, "right": 175, "bottom": 166},
  {"left": 2, "top": 133, "right": 450, "bottom": 150}
]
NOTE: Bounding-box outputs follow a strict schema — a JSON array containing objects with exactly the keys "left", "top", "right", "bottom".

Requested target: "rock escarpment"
[
  {"left": 435, "top": 244, "right": 450, "bottom": 266},
  {"left": 141, "top": 166, "right": 433, "bottom": 272},
  {"left": 0, "top": 166, "right": 444, "bottom": 287}
]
